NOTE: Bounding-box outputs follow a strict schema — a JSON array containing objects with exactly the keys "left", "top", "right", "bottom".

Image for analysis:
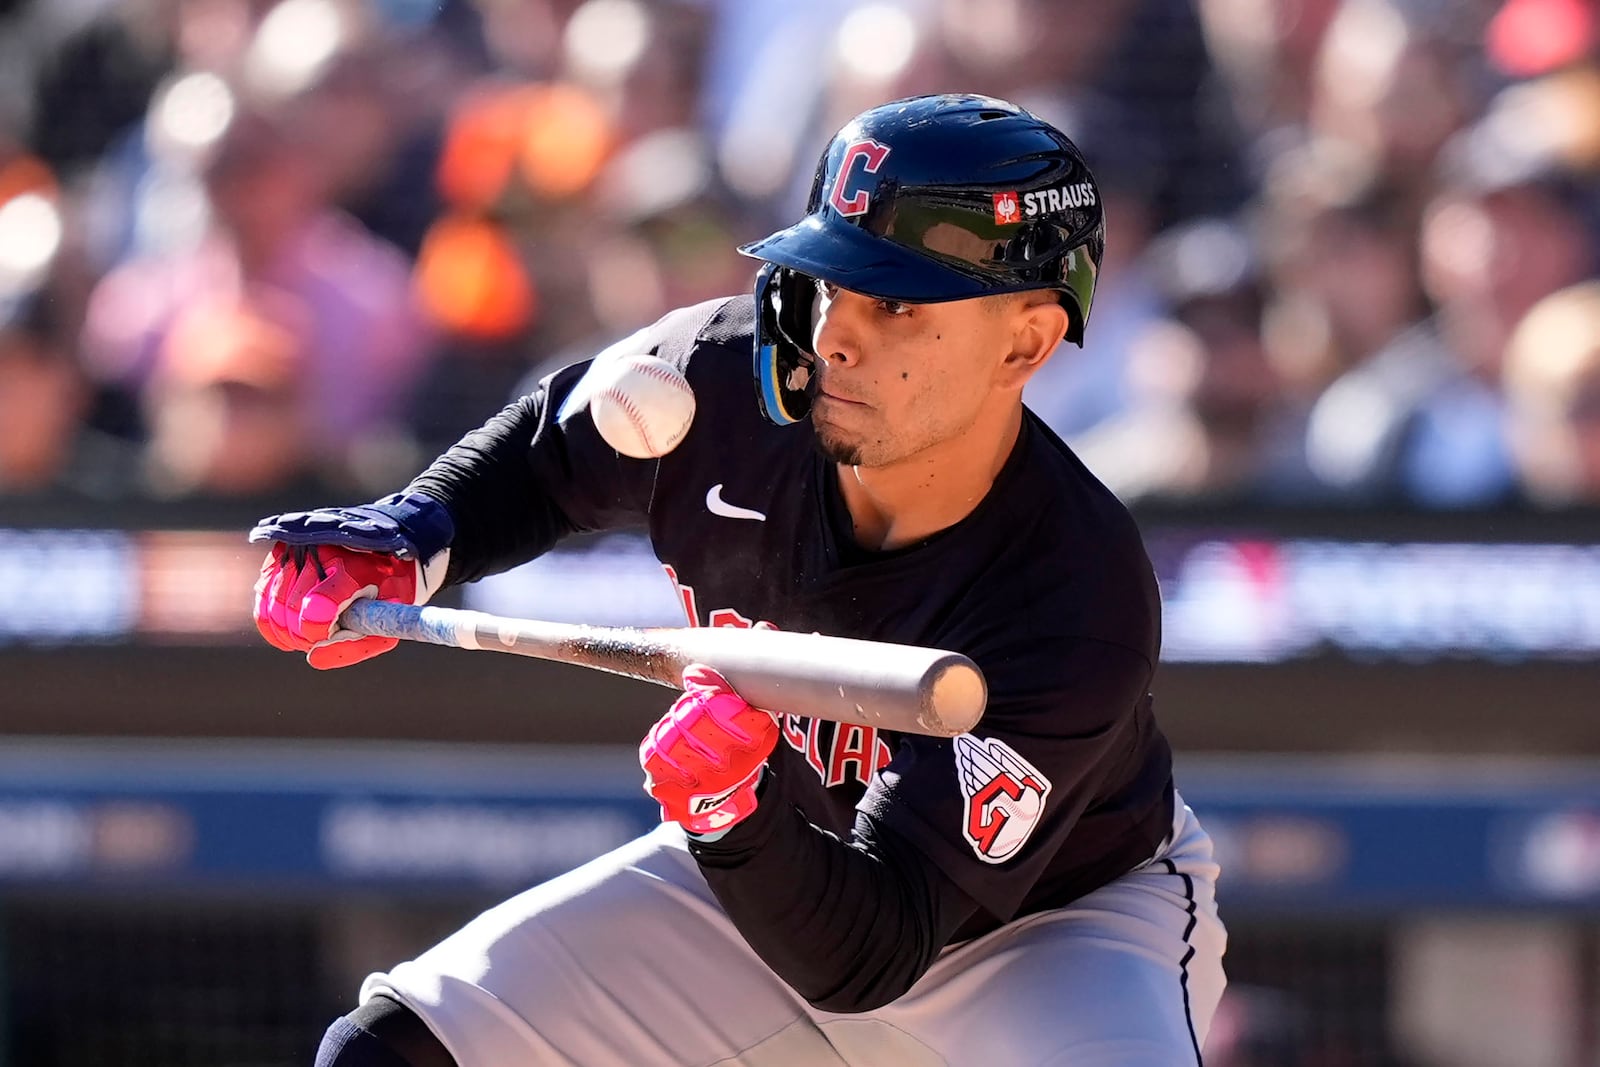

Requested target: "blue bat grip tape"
[{"left": 341, "top": 600, "right": 451, "bottom": 645}]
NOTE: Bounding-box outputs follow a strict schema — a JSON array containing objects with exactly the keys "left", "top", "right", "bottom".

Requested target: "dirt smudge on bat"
[{"left": 559, "top": 630, "right": 681, "bottom": 688}]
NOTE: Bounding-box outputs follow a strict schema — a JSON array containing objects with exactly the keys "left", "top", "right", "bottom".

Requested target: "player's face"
[{"left": 807, "top": 281, "right": 1047, "bottom": 468}]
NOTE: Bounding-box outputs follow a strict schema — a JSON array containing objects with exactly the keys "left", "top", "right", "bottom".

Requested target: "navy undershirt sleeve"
[
  {"left": 687, "top": 763, "right": 980, "bottom": 1013},
  {"left": 405, "top": 364, "right": 658, "bottom": 587}
]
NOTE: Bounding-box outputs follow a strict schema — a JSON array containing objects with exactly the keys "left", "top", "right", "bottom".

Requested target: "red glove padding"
[
  {"left": 253, "top": 543, "right": 419, "bottom": 669},
  {"left": 641, "top": 665, "right": 780, "bottom": 835}
]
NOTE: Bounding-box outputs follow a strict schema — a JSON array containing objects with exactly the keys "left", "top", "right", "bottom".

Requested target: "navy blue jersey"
[{"left": 408, "top": 295, "right": 1174, "bottom": 1009}]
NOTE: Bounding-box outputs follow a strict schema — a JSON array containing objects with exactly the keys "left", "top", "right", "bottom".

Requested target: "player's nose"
[{"left": 811, "top": 288, "right": 868, "bottom": 367}]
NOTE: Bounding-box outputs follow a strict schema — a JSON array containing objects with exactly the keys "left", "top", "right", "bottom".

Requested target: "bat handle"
[{"left": 340, "top": 599, "right": 465, "bottom": 648}]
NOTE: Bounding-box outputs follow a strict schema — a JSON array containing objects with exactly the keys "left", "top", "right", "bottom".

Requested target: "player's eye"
[{"left": 813, "top": 280, "right": 910, "bottom": 318}]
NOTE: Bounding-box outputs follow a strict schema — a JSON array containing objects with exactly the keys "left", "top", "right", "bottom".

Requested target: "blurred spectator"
[
  {"left": 0, "top": 139, "right": 96, "bottom": 497},
  {"left": 1087, "top": 0, "right": 1254, "bottom": 224},
  {"left": 72, "top": 0, "right": 461, "bottom": 273},
  {"left": 407, "top": 0, "right": 715, "bottom": 445},
  {"left": 1304, "top": 93, "right": 1596, "bottom": 507},
  {"left": 1308, "top": 0, "right": 1481, "bottom": 225},
  {"left": 494, "top": 126, "right": 759, "bottom": 433},
  {"left": 408, "top": 68, "right": 613, "bottom": 443},
  {"left": 67, "top": 2, "right": 303, "bottom": 273},
  {"left": 937, "top": 0, "right": 1250, "bottom": 226},
  {"left": 701, "top": 0, "right": 883, "bottom": 212},
  {"left": 141, "top": 289, "right": 315, "bottom": 495},
  {"left": 560, "top": 0, "right": 708, "bottom": 143},
  {"left": 82, "top": 97, "right": 432, "bottom": 495},
  {"left": 1486, "top": 0, "right": 1598, "bottom": 79},
  {"left": 1502, "top": 281, "right": 1600, "bottom": 506},
  {"left": 1025, "top": 98, "right": 1169, "bottom": 436},
  {"left": 1070, "top": 217, "right": 1309, "bottom": 505},
  {"left": 585, "top": 127, "right": 753, "bottom": 331},
  {"left": 813, "top": 2, "right": 950, "bottom": 147},
  {"left": 1259, "top": 140, "right": 1427, "bottom": 407},
  {"left": 467, "top": 0, "right": 584, "bottom": 77},
  {"left": 21, "top": 0, "right": 179, "bottom": 182},
  {"left": 410, "top": 76, "right": 615, "bottom": 439},
  {"left": 0, "top": 293, "right": 86, "bottom": 494},
  {"left": 1197, "top": 0, "right": 1342, "bottom": 158},
  {"left": 1475, "top": 61, "right": 1600, "bottom": 196},
  {"left": 274, "top": 38, "right": 446, "bottom": 258}
]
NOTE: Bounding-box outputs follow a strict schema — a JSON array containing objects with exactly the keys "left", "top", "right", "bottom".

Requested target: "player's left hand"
[{"left": 640, "top": 665, "right": 780, "bottom": 835}]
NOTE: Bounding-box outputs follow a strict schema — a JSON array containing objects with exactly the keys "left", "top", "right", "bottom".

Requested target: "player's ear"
[{"left": 998, "top": 294, "right": 1070, "bottom": 388}]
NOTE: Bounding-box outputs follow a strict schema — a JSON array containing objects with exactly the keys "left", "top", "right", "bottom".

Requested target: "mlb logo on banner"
[{"left": 992, "top": 191, "right": 1021, "bottom": 225}]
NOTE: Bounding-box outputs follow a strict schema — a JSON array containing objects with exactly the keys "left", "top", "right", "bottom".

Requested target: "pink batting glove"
[
  {"left": 640, "top": 665, "right": 780, "bottom": 835},
  {"left": 253, "top": 543, "right": 419, "bottom": 669}
]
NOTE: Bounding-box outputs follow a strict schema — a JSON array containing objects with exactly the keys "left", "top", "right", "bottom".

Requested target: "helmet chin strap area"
[{"left": 754, "top": 264, "right": 820, "bottom": 426}]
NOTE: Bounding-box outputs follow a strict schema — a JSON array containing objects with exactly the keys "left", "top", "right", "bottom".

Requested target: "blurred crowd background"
[
  {"left": 1, "top": 0, "right": 1596, "bottom": 511},
  {"left": 5, "top": 3, "right": 1600, "bottom": 1067}
]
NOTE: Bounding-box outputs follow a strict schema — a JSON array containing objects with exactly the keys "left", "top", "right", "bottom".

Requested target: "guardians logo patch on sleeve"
[{"left": 954, "top": 734, "right": 1052, "bottom": 864}]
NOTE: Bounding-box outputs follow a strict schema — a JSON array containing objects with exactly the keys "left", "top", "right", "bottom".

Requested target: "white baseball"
[{"left": 587, "top": 353, "right": 696, "bottom": 458}]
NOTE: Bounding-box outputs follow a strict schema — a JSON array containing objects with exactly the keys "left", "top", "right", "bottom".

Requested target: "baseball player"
[{"left": 254, "top": 94, "right": 1226, "bottom": 1066}]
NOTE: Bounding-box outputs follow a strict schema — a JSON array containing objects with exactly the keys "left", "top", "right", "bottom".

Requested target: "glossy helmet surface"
[{"left": 740, "top": 93, "right": 1106, "bottom": 424}]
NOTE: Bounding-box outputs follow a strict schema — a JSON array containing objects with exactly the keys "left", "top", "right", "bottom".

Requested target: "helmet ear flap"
[{"left": 753, "top": 264, "right": 818, "bottom": 426}]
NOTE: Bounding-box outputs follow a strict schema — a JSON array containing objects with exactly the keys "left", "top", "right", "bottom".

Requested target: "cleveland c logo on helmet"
[{"left": 829, "top": 139, "right": 891, "bottom": 217}]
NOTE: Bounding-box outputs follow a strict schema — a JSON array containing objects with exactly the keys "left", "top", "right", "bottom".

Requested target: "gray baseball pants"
[{"left": 363, "top": 793, "right": 1226, "bottom": 1066}]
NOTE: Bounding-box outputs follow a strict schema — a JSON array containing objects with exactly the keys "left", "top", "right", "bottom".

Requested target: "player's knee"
[
  {"left": 314, "top": 994, "right": 458, "bottom": 1067},
  {"left": 315, "top": 1014, "right": 413, "bottom": 1067}
]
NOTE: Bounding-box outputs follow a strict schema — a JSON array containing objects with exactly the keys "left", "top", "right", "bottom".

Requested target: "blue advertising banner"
[{"left": 3, "top": 743, "right": 1600, "bottom": 911}]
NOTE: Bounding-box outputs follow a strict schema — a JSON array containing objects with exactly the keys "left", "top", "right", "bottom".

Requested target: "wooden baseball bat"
[{"left": 340, "top": 600, "right": 986, "bottom": 737}]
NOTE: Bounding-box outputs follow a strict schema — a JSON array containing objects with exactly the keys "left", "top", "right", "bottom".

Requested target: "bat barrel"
[
  {"left": 659, "top": 626, "right": 987, "bottom": 738},
  {"left": 339, "top": 600, "right": 988, "bottom": 737},
  {"left": 922, "top": 655, "right": 988, "bottom": 736}
]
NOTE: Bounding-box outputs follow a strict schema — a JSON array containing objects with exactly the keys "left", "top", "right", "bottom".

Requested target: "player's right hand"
[
  {"left": 641, "top": 665, "right": 780, "bottom": 835},
  {"left": 254, "top": 544, "right": 418, "bottom": 669},
  {"left": 249, "top": 493, "right": 454, "bottom": 669}
]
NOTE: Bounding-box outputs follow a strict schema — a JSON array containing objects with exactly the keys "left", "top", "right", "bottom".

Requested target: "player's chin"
[{"left": 811, "top": 421, "right": 865, "bottom": 466}]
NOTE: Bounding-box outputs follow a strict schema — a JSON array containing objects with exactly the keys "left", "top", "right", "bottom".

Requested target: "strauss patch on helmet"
[{"left": 1022, "top": 182, "right": 1098, "bottom": 216}]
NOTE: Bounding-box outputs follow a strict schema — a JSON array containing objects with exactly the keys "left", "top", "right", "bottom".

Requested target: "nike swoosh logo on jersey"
[{"left": 706, "top": 484, "right": 766, "bottom": 522}]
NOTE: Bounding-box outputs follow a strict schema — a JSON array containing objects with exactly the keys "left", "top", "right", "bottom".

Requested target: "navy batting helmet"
[{"left": 739, "top": 93, "right": 1106, "bottom": 424}]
